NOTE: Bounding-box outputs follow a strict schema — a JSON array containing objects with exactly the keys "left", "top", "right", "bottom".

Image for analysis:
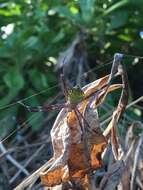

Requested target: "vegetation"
[
  {"left": 0, "top": 0, "right": 143, "bottom": 129},
  {"left": 0, "top": 0, "right": 143, "bottom": 189}
]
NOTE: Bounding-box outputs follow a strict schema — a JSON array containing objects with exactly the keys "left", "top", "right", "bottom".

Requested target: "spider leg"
[
  {"left": 18, "top": 101, "right": 65, "bottom": 112},
  {"left": 75, "top": 107, "right": 101, "bottom": 135},
  {"left": 60, "top": 73, "right": 69, "bottom": 101},
  {"left": 74, "top": 108, "right": 91, "bottom": 164},
  {"left": 74, "top": 108, "right": 84, "bottom": 132}
]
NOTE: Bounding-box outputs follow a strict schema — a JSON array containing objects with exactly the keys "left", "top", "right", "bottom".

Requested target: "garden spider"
[{"left": 18, "top": 53, "right": 128, "bottom": 135}]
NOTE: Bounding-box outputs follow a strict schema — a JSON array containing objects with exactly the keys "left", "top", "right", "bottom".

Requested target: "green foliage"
[
  {"left": 0, "top": 0, "right": 143, "bottom": 135},
  {"left": 4, "top": 68, "right": 24, "bottom": 90}
]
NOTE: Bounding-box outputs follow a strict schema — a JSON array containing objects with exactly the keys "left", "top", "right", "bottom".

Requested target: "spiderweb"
[{"left": 0, "top": 53, "right": 143, "bottom": 143}]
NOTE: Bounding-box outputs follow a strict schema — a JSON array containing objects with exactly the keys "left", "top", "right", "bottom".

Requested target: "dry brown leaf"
[
  {"left": 103, "top": 64, "right": 129, "bottom": 161},
  {"left": 40, "top": 75, "right": 122, "bottom": 188},
  {"left": 119, "top": 166, "right": 130, "bottom": 190}
]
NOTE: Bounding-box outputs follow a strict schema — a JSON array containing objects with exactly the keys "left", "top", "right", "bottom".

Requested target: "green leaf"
[
  {"left": 23, "top": 36, "right": 39, "bottom": 49},
  {"left": 52, "top": 29, "right": 65, "bottom": 43},
  {"left": 118, "top": 34, "right": 132, "bottom": 42},
  {"left": 28, "top": 112, "right": 44, "bottom": 131},
  {"left": 3, "top": 69, "right": 24, "bottom": 90},
  {"left": 0, "top": 90, "right": 18, "bottom": 107},
  {"left": 28, "top": 69, "right": 49, "bottom": 91},
  {"left": 126, "top": 109, "right": 141, "bottom": 121},
  {"left": 103, "top": 0, "right": 129, "bottom": 16},
  {"left": 0, "top": 46, "right": 13, "bottom": 58},
  {"left": 79, "top": 0, "right": 95, "bottom": 23},
  {"left": 130, "top": 0, "right": 143, "bottom": 5},
  {"left": 110, "top": 11, "right": 128, "bottom": 29},
  {"left": 54, "top": 6, "right": 80, "bottom": 22}
]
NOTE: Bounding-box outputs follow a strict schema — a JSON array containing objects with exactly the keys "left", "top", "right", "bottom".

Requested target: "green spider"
[
  {"left": 18, "top": 83, "right": 85, "bottom": 112},
  {"left": 67, "top": 86, "right": 85, "bottom": 106},
  {"left": 18, "top": 53, "right": 126, "bottom": 134}
]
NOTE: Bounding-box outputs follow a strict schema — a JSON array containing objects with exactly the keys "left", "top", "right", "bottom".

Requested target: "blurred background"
[{"left": 0, "top": 0, "right": 143, "bottom": 189}]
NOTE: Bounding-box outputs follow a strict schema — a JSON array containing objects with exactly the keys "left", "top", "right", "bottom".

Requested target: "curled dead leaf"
[{"left": 40, "top": 75, "right": 122, "bottom": 188}]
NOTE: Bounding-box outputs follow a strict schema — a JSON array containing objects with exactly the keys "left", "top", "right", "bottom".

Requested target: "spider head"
[{"left": 68, "top": 85, "right": 84, "bottom": 105}]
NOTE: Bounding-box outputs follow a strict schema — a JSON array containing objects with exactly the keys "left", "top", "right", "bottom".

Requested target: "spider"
[
  {"left": 15, "top": 53, "right": 129, "bottom": 189},
  {"left": 18, "top": 53, "right": 128, "bottom": 135}
]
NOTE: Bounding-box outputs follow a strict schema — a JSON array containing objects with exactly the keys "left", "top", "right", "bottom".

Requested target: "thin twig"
[
  {"left": 136, "top": 176, "right": 143, "bottom": 190},
  {"left": 123, "top": 139, "right": 136, "bottom": 162},
  {"left": 0, "top": 140, "right": 50, "bottom": 159},
  {"left": 0, "top": 141, "right": 29, "bottom": 176},
  {"left": 10, "top": 144, "right": 45, "bottom": 184},
  {"left": 14, "top": 158, "right": 53, "bottom": 190}
]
